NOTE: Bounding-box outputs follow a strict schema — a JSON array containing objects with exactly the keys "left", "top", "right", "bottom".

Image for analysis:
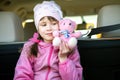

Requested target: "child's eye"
[
  {"left": 42, "top": 24, "right": 46, "bottom": 26},
  {"left": 52, "top": 22, "right": 57, "bottom": 25},
  {"left": 40, "top": 23, "right": 46, "bottom": 26}
]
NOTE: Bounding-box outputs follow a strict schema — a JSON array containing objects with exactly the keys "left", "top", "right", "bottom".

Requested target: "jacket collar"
[{"left": 38, "top": 40, "right": 52, "bottom": 48}]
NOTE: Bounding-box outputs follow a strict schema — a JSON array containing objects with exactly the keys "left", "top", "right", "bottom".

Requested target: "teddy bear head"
[{"left": 59, "top": 19, "right": 77, "bottom": 33}]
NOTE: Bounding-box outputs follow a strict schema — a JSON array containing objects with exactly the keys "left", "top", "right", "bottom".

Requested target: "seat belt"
[{"left": 88, "top": 24, "right": 120, "bottom": 37}]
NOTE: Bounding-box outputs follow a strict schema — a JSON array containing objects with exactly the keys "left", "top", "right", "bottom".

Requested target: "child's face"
[{"left": 38, "top": 16, "right": 59, "bottom": 43}]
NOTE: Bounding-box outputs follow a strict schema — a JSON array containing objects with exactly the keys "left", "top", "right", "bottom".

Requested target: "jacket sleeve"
[
  {"left": 59, "top": 47, "right": 83, "bottom": 80},
  {"left": 13, "top": 42, "right": 34, "bottom": 80}
]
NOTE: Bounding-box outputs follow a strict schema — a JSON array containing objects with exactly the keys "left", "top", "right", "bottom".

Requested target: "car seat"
[
  {"left": 0, "top": 12, "right": 24, "bottom": 80},
  {"left": 97, "top": 5, "right": 120, "bottom": 38},
  {"left": 77, "top": 5, "right": 120, "bottom": 80}
]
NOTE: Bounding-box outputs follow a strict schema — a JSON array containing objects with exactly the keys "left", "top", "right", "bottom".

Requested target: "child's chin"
[{"left": 47, "top": 38, "right": 54, "bottom": 41}]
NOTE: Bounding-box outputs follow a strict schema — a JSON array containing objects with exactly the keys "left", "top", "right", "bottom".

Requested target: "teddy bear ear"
[
  {"left": 72, "top": 21, "right": 77, "bottom": 29},
  {"left": 74, "top": 24, "right": 78, "bottom": 30},
  {"left": 59, "top": 19, "right": 64, "bottom": 25}
]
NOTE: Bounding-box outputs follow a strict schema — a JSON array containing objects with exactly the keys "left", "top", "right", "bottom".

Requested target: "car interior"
[{"left": 0, "top": 0, "right": 120, "bottom": 80}]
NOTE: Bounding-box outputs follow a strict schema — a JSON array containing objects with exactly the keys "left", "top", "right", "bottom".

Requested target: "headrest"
[
  {"left": 97, "top": 5, "right": 120, "bottom": 38},
  {"left": 0, "top": 12, "right": 24, "bottom": 42}
]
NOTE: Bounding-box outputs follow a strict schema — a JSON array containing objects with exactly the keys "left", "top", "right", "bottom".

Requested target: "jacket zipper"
[{"left": 45, "top": 46, "right": 53, "bottom": 80}]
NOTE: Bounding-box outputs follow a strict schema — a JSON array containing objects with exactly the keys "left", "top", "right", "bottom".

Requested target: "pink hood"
[{"left": 13, "top": 40, "right": 83, "bottom": 80}]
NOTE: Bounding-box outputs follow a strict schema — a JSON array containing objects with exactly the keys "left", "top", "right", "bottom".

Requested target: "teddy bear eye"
[{"left": 69, "top": 23, "right": 71, "bottom": 25}]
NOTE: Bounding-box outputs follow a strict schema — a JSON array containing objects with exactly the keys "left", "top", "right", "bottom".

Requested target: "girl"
[{"left": 13, "top": 1, "right": 83, "bottom": 80}]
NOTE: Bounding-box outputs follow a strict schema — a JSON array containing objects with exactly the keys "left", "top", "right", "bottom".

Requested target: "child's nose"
[{"left": 46, "top": 25, "right": 52, "bottom": 30}]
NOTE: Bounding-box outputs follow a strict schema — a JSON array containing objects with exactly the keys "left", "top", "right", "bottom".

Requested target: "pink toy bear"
[{"left": 53, "top": 18, "right": 81, "bottom": 49}]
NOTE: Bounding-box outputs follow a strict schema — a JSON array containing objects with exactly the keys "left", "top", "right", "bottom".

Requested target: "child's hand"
[{"left": 58, "top": 41, "right": 73, "bottom": 63}]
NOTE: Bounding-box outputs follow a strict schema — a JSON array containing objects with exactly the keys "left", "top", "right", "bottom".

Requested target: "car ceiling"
[{"left": 0, "top": 0, "right": 120, "bottom": 21}]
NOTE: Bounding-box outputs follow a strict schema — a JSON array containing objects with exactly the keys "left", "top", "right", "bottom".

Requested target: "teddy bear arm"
[{"left": 71, "top": 32, "right": 81, "bottom": 38}]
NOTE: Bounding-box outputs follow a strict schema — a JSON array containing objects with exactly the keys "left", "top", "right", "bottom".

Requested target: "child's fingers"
[
  {"left": 59, "top": 41, "right": 71, "bottom": 54},
  {"left": 62, "top": 41, "right": 74, "bottom": 54}
]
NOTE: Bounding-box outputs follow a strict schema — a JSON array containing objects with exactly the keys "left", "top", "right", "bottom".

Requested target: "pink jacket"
[{"left": 13, "top": 40, "right": 83, "bottom": 80}]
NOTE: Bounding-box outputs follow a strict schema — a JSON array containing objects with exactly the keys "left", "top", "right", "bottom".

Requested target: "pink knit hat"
[{"left": 33, "top": 1, "right": 63, "bottom": 30}]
